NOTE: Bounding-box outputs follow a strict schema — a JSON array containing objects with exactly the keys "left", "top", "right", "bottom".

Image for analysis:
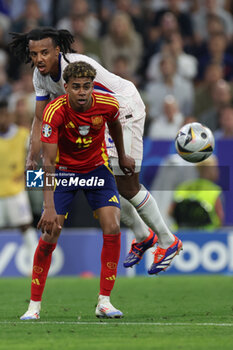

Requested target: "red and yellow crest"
[{"left": 91, "top": 115, "right": 103, "bottom": 129}]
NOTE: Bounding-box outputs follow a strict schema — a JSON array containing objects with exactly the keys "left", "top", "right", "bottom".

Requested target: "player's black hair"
[{"left": 8, "top": 27, "right": 75, "bottom": 65}]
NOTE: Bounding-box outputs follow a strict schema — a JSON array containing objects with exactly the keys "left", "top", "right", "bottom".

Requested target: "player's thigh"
[
  {"left": 84, "top": 165, "right": 121, "bottom": 234},
  {"left": 5, "top": 191, "right": 33, "bottom": 227},
  {"left": 110, "top": 156, "right": 142, "bottom": 176},
  {"left": 53, "top": 188, "right": 76, "bottom": 217},
  {"left": 107, "top": 118, "right": 144, "bottom": 160},
  {"left": 114, "top": 172, "right": 141, "bottom": 199},
  {"left": 96, "top": 206, "right": 121, "bottom": 235}
]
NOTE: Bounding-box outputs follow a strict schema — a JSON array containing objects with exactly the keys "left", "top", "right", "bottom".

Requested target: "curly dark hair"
[
  {"left": 8, "top": 27, "right": 75, "bottom": 65},
  {"left": 63, "top": 61, "right": 97, "bottom": 83}
]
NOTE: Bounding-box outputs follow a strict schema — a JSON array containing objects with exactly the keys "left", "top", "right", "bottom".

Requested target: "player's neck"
[
  {"left": 69, "top": 96, "right": 93, "bottom": 113},
  {"left": 49, "top": 56, "right": 60, "bottom": 80}
]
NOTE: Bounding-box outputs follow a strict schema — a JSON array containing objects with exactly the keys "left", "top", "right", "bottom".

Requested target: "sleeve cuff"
[{"left": 36, "top": 95, "right": 50, "bottom": 101}]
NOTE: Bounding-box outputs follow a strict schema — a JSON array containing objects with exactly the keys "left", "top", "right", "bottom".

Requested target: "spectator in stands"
[
  {"left": 99, "top": 0, "right": 144, "bottom": 36},
  {"left": 10, "top": 0, "right": 47, "bottom": 33},
  {"left": 214, "top": 105, "right": 233, "bottom": 139},
  {"left": 0, "top": 99, "right": 38, "bottom": 273},
  {"left": 197, "top": 32, "right": 233, "bottom": 81},
  {"left": 192, "top": 0, "right": 233, "bottom": 44},
  {"left": 146, "top": 31, "right": 197, "bottom": 82},
  {"left": 147, "top": 95, "right": 184, "bottom": 140},
  {"left": 145, "top": 54, "right": 194, "bottom": 119},
  {"left": 169, "top": 155, "right": 224, "bottom": 230},
  {"left": 0, "top": 49, "right": 12, "bottom": 100},
  {"left": 194, "top": 63, "right": 224, "bottom": 119},
  {"left": 152, "top": 0, "right": 194, "bottom": 44},
  {"left": 56, "top": 0, "right": 100, "bottom": 39},
  {"left": 101, "top": 11, "right": 143, "bottom": 75},
  {"left": 200, "top": 79, "right": 232, "bottom": 130},
  {"left": 112, "top": 55, "right": 138, "bottom": 86},
  {"left": 142, "top": 11, "right": 181, "bottom": 72}
]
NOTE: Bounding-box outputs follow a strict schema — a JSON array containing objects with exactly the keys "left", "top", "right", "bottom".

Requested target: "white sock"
[
  {"left": 29, "top": 300, "right": 41, "bottom": 312},
  {"left": 129, "top": 185, "right": 174, "bottom": 248},
  {"left": 120, "top": 195, "right": 150, "bottom": 242},
  {"left": 98, "top": 294, "right": 110, "bottom": 302},
  {"left": 22, "top": 227, "right": 38, "bottom": 265}
]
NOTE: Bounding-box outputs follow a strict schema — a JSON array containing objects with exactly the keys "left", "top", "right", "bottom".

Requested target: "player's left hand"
[{"left": 119, "top": 155, "right": 135, "bottom": 176}]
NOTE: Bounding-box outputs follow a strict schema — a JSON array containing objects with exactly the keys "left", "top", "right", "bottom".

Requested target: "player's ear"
[
  {"left": 55, "top": 46, "right": 60, "bottom": 57},
  {"left": 64, "top": 83, "right": 68, "bottom": 92}
]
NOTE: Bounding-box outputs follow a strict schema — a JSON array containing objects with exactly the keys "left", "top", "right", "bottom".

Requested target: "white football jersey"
[{"left": 33, "top": 53, "right": 145, "bottom": 122}]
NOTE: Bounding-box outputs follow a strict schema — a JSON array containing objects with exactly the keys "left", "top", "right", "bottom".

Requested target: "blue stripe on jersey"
[
  {"left": 94, "top": 83, "right": 113, "bottom": 94},
  {"left": 36, "top": 95, "right": 50, "bottom": 101}
]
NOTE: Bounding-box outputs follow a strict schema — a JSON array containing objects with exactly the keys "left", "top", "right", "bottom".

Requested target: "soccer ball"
[{"left": 175, "top": 122, "right": 215, "bottom": 163}]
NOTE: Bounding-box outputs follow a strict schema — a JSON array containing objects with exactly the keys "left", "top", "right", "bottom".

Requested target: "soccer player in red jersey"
[
  {"left": 20, "top": 61, "right": 135, "bottom": 320},
  {"left": 9, "top": 27, "right": 182, "bottom": 276}
]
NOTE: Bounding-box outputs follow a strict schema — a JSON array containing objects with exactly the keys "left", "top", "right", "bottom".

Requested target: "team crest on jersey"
[
  {"left": 78, "top": 125, "right": 90, "bottom": 136},
  {"left": 42, "top": 124, "right": 52, "bottom": 137},
  {"left": 91, "top": 115, "right": 103, "bottom": 130}
]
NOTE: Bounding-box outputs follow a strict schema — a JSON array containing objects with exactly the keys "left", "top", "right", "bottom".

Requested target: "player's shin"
[
  {"left": 120, "top": 195, "right": 150, "bottom": 242},
  {"left": 31, "top": 237, "right": 57, "bottom": 301},
  {"left": 129, "top": 185, "right": 174, "bottom": 249},
  {"left": 100, "top": 233, "right": 121, "bottom": 296}
]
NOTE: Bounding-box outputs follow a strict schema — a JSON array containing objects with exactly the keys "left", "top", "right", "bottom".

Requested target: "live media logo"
[{"left": 26, "top": 169, "right": 44, "bottom": 188}]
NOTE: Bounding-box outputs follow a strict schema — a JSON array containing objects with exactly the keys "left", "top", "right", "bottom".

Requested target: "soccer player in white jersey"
[{"left": 9, "top": 27, "right": 182, "bottom": 276}]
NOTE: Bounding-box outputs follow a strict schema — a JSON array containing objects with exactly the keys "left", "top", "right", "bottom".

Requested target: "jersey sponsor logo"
[
  {"left": 78, "top": 125, "right": 90, "bottom": 136},
  {"left": 107, "top": 262, "right": 117, "bottom": 269},
  {"left": 108, "top": 195, "right": 119, "bottom": 203},
  {"left": 26, "top": 168, "right": 44, "bottom": 188},
  {"left": 91, "top": 115, "right": 103, "bottom": 130},
  {"left": 42, "top": 124, "right": 52, "bottom": 137},
  {"left": 65, "top": 121, "right": 75, "bottom": 129}
]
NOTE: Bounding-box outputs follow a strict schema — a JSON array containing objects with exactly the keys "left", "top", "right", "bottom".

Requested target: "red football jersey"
[{"left": 41, "top": 92, "right": 119, "bottom": 173}]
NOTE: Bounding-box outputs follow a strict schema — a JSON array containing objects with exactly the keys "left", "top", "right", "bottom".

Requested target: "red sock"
[
  {"left": 100, "top": 233, "right": 121, "bottom": 296},
  {"left": 31, "top": 237, "right": 56, "bottom": 301}
]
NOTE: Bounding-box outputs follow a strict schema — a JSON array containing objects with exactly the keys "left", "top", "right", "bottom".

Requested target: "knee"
[
  {"left": 42, "top": 227, "right": 62, "bottom": 243},
  {"left": 116, "top": 177, "right": 140, "bottom": 200},
  {"left": 118, "top": 186, "right": 139, "bottom": 200},
  {"left": 20, "top": 224, "right": 32, "bottom": 233},
  {"left": 102, "top": 222, "right": 120, "bottom": 236}
]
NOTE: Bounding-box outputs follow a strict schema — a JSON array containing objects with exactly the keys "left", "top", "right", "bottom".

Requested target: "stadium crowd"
[{"left": 0, "top": 0, "right": 233, "bottom": 227}]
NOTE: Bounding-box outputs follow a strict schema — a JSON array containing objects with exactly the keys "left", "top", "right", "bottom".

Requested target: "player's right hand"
[
  {"left": 26, "top": 158, "right": 38, "bottom": 171},
  {"left": 37, "top": 208, "right": 62, "bottom": 235}
]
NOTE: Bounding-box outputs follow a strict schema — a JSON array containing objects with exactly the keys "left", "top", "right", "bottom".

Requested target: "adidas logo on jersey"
[
  {"left": 108, "top": 195, "right": 119, "bottom": 203},
  {"left": 65, "top": 121, "right": 75, "bottom": 128}
]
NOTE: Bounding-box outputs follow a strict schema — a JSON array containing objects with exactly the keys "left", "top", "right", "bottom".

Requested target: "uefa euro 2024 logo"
[{"left": 26, "top": 168, "right": 45, "bottom": 188}]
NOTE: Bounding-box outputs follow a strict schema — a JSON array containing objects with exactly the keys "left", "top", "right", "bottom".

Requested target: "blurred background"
[{"left": 0, "top": 0, "right": 233, "bottom": 277}]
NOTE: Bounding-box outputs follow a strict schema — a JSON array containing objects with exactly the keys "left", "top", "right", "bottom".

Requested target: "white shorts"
[
  {"left": 109, "top": 157, "right": 142, "bottom": 176},
  {"left": 0, "top": 191, "right": 33, "bottom": 227},
  {"left": 106, "top": 89, "right": 146, "bottom": 161}
]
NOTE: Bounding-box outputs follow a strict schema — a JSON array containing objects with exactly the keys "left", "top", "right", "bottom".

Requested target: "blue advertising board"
[
  {"left": 0, "top": 229, "right": 233, "bottom": 277},
  {"left": 135, "top": 231, "right": 233, "bottom": 275}
]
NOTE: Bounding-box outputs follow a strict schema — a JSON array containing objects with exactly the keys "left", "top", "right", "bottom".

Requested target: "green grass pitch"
[{"left": 0, "top": 275, "right": 233, "bottom": 350}]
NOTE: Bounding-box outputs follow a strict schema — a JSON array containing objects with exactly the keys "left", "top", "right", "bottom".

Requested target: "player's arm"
[
  {"left": 107, "top": 118, "right": 135, "bottom": 175},
  {"left": 26, "top": 99, "right": 49, "bottom": 170},
  {"left": 37, "top": 142, "right": 61, "bottom": 234}
]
